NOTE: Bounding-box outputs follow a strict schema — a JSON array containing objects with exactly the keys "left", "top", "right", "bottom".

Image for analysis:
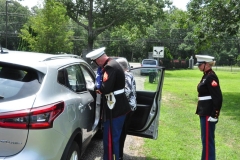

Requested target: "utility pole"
[
  {"left": 5, "top": 0, "right": 12, "bottom": 49},
  {"left": 5, "top": 0, "right": 8, "bottom": 48}
]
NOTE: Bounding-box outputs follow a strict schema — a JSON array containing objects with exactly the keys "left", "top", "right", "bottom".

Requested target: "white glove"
[{"left": 208, "top": 117, "right": 218, "bottom": 122}]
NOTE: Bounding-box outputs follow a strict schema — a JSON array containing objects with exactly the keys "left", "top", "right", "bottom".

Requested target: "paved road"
[
  {"left": 80, "top": 135, "right": 145, "bottom": 160},
  {"left": 130, "top": 62, "right": 141, "bottom": 68}
]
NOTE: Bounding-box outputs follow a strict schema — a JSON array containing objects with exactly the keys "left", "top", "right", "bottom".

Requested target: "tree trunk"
[
  {"left": 87, "top": 32, "right": 94, "bottom": 52},
  {"left": 87, "top": 0, "right": 94, "bottom": 52}
]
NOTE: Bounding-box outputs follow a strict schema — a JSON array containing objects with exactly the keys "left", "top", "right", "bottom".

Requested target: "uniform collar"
[
  {"left": 102, "top": 57, "right": 110, "bottom": 69},
  {"left": 204, "top": 68, "right": 212, "bottom": 74}
]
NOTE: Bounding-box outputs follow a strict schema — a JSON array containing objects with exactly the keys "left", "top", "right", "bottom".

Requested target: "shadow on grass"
[{"left": 221, "top": 92, "right": 240, "bottom": 121}]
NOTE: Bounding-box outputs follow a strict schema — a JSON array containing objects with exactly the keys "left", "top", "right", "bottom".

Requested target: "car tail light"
[{"left": 0, "top": 101, "right": 64, "bottom": 129}]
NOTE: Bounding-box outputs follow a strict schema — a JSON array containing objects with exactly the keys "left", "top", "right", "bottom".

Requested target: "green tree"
[
  {"left": 100, "top": 8, "right": 194, "bottom": 61},
  {"left": 187, "top": 0, "right": 240, "bottom": 51},
  {"left": 19, "top": 0, "right": 73, "bottom": 53},
  {"left": 0, "top": 0, "right": 30, "bottom": 50},
  {"left": 104, "top": 24, "right": 143, "bottom": 60},
  {"left": 70, "top": 19, "right": 88, "bottom": 55},
  {"left": 142, "top": 9, "right": 192, "bottom": 59},
  {"left": 56, "top": 0, "right": 169, "bottom": 51}
]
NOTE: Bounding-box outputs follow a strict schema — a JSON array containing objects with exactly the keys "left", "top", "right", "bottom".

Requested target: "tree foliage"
[
  {"left": 56, "top": 0, "right": 168, "bottom": 51},
  {"left": 3, "top": 0, "right": 239, "bottom": 66},
  {"left": 0, "top": 0, "right": 30, "bottom": 50},
  {"left": 188, "top": 0, "right": 240, "bottom": 50},
  {"left": 19, "top": 0, "right": 73, "bottom": 53},
  {"left": 97, "top": 8, "right": 195, "bottom": 62}
]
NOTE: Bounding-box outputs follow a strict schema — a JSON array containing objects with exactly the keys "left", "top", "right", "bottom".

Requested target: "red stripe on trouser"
[
  {"left": 108, "top": 127, "right": 113, "bottom": 160},
  {"left": 205, "top": 116, "right": 209, "bottom": 160}
]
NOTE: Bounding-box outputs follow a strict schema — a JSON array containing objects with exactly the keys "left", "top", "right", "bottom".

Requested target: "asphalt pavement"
[{"left": 130, "top": 62, "right": 141, "bottom": 68}]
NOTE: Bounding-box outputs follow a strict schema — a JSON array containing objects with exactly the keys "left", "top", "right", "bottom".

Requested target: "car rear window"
[
  {"left": 143, "top": 60, "right": 157, "bottom": 65},
  {"left": 0, "top": 64, "right": 43, "bottom": 102}
]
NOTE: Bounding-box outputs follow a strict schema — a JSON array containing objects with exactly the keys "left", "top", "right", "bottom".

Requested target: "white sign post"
[{"left": 153, "top": 46, "right": 164, "bottom": 58}]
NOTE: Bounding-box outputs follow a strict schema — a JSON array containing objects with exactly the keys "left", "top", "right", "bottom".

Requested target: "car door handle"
[
  {"left": 78, "top": 103, "right": 84, "bottom": 110},
  {"left": 78, "top": 102, "right": 92, "bottom": 111}
]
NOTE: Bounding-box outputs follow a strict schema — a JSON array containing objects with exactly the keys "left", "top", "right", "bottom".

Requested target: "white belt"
[
  {"left": 198, "top": 96, "right": 212, "bottom": 100},
  {"left": 114, "top": 88, "right": 124, "bottom": 95}
]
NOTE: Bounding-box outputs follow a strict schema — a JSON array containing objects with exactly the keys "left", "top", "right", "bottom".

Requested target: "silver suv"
[{"left": 0, "top": 50, "right": 99, "bottom": 160}]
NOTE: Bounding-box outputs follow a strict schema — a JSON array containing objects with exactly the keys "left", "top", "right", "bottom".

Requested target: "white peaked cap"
[
  {"left": 195, "top": 55, "right": 214, "bottom": 65},
  {"left": 86, "top": 47, "right": 106, "bottom": 60}
]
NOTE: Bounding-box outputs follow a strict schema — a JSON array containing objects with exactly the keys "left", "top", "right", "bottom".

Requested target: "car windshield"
[
  {"left": 0, "top": 64, "right": 43, "bottom": 102},
  {"left": 143, "top": 60, "right": 156, "bottom": 65}
]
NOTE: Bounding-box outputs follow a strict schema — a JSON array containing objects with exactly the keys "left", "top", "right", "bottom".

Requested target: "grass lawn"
[{"left": 143, "top": 69, "right": 240, "bottom": 160}]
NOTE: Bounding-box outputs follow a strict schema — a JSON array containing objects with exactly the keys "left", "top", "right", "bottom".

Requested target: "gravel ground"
[{"left": 80, "top": 135, "right": 146, "bottom": 160}]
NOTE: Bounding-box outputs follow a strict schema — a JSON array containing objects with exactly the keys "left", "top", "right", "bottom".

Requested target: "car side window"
[
  {"left": 57, "top": 70, "right": 66, "bottom": 85},
  {"left": 80, "top": 65, "right": 95, "bottom": 91},
  {"left": 80, "top": 66, "right": 94, "bottom": 82},
  {"left": 57, "top": 65, "right": 87, "bottom": 92},
  {"left": 81, "top": 65, "right": 95, "bottom": 92}
]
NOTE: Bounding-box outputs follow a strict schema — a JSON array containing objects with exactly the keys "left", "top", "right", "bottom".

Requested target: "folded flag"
[{"left": 95, "top": 67, "right": 103, "bottom": 89}]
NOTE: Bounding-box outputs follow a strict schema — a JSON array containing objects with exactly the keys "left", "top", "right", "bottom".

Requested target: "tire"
[{"left": 66, "top": 141, "right": 81, "bottom": 160}]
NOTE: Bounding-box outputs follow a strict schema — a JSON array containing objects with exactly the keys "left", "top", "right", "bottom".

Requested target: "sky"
[
  {"left": 19, "top": 0, "right": 190, "bottom": 11},
  {"left": 19, "top": 0, "right": 43, "bottom": 9},
  {"left": 171, "top": 0, "right": 190, "bottom": 11}
]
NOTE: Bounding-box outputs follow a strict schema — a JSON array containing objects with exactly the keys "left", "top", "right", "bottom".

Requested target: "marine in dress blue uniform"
[
  {"left": 195, "top": 55, "right": 223, "bottom": 160},
  {"left": 86, "top": 48, "right": 131, "bottom": 160}
]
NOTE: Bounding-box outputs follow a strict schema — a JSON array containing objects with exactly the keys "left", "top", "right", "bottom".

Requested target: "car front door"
[{"left": 127, "top": 66, "right": 165, "bottom": 139}]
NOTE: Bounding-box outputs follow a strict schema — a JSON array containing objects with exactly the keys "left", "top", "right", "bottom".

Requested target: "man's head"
[{"left": 86, "top": 47, "right": 109, "bottom": 67}]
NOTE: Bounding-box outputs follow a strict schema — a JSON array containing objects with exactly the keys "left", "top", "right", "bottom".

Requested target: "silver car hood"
[{"left": 0, "top": 95, "right": 36, "bottom": 157}]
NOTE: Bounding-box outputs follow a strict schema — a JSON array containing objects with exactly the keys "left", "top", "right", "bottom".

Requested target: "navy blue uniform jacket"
[
  {"left": 100, "top": 58, "right": 131, "bottom": 119},
  {"left": 196, "top": 69, "right": 223, "bottom": 118}
]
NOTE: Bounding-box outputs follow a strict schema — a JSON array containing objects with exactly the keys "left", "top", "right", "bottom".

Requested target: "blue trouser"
[
  {"left": 200, "top": 116, "right": 216, "bottom": 160},
  {"left": 103, "top": 115, "right": 126, "bottom": 160},
  {"left": 119, "top": 111, "right": 134, "bottom": 159}
]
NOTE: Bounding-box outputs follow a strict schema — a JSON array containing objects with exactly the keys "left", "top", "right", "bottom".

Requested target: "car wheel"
[{"left": 67, "top": 141, "right": 81, "bottom": 160}]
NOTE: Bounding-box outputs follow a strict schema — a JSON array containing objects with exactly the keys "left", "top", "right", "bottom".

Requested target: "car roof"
[
  {"left": 142, "top": 59, "right": 157, "bottom": 61},
  {"left": 0, "top": 50, "right": 83, "bottom": 74}
]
